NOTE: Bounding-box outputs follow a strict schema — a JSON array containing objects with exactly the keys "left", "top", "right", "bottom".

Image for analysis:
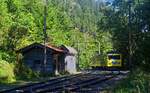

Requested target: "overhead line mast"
[{"left": 128, "top": 0, "right": 132, "bottom": 71}]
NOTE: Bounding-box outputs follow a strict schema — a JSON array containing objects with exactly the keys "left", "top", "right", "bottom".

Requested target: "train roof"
[{"left": 107, "top": 51, "right": 121, "bottom": 54}]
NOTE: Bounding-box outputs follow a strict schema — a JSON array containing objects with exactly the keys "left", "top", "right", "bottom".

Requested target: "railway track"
[
  {"left": 36, "top": 74, "right": 105, "bottom": 92},
  {"left": 73, "top": 74, "right": 127, "bottom": 93},
  {"left": 0, "top": 72, "right": 128, "bottom": 93},
  {"left": 0, "top": 74, "right": 86, "bottom": 93},
  {"left": 0, "top": 74, "right": 80, "bottom": 93}
]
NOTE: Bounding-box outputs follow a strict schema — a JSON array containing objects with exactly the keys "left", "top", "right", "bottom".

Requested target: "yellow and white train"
[{"left": 91, "top": 51, "right": 122, "bottom": 69}]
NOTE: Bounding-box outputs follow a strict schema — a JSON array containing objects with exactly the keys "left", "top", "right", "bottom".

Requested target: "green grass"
[{"left": 113, "top": 69, "right": 150, "bottom": 93}]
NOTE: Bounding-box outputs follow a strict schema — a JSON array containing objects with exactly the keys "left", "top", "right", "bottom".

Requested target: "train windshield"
[{"left": 108, "top": 55, "right": 120, "bottom": 60}]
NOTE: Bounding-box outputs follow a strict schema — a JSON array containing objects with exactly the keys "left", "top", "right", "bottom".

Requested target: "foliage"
[
  {"left": 0, "top": 51, "right": 16, "bottom": 83},
  {"left": 15, "top": 63, "right": 40, "bottom": 80},
  {"left": 0, "top": 56, "right": 15, "bottom": 83},
  {"left": 113, "top": 69, "right": 150, "bottom": 93},
  {"left": 0, "top": 0, "right": 150, "bottom": 83},
  {"left": 0, "top": 0, "right": 102, "bottom": 69},
  {"left": 97, "top": 0, "right": 150, "bottom": 70}
]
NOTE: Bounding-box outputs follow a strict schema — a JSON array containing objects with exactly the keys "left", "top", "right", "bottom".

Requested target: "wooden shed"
[
  {"left": 17, "top": 43, "right": 78, "bottom": 74},
  {"left": 17, "top": 43, "right": 65, "bottom": 74}
]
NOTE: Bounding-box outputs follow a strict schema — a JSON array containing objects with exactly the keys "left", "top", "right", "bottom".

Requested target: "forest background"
[{"left": 0, "top": 0, "right": 150, "bottom": 92}]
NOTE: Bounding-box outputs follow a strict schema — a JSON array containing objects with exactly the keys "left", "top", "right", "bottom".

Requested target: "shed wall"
[
  {"left": 65, "top": 55, "right": 77, "bottom": 74},
  {"left": 23, "top": 48, "right": 54, "bottom": 73}
]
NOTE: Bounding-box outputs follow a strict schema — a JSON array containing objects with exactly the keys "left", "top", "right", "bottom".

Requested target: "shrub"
[
  {"left": 113, "top": 69, "right": 150, "bottom": 93},
  {"left": 15, "top": 62, "right": 40, "bottom": 80},
  {"left": 0, "top": 60, "right": 15, "bottom": 83}
]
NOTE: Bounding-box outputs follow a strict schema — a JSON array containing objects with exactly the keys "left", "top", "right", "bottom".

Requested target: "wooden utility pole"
[{"left": 43, "top": 0, "right": 48, "bottom": 72}]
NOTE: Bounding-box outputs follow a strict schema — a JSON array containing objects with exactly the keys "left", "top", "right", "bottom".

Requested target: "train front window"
[{"left": 108, "top": 55, "right": 120, "bottom": 60}]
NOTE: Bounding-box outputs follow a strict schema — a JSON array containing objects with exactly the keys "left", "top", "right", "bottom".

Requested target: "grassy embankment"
[{"left": 113, "top": 69, "right": 150, "bottom": 93}]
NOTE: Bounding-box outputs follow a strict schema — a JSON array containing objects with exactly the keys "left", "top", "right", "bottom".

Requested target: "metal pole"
[{"left": 77, "top": 40, "right": 80, "bottom": 70}]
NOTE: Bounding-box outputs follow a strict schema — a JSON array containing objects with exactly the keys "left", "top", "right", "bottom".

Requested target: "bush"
[
  {"left": 0, "top": 60, "right": 15, "bottom": 83},
  {"left": 15, "top": 63, "right": 40, "bottom": 80},
  {"left": 113, "top": 69, "right": 150, "bottom": 93}
]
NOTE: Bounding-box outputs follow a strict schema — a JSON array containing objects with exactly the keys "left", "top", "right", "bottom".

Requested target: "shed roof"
[
  {"left": 64, "top": 46, "right": 78, "bottom": 54},
  {"left": 60, "top": 45, "right": 77, "bottom": 55},
  {"left": 17, "top": 43, "right": 64, "bottom": 53}
]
